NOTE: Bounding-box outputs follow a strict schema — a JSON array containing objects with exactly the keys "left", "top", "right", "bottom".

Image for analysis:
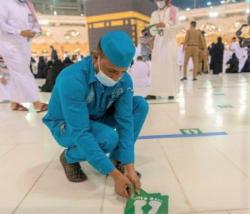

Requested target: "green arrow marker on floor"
[{"left": 180, "top": 128, "right": 203, "bottom": 135}]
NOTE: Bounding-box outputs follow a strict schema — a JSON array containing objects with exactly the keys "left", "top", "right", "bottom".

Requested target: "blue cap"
[{"left": 100, "top": 31, "right": 135, "bottom": 68}]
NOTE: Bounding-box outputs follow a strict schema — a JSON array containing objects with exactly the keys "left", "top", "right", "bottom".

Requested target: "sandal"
[
  {"left": 60, "top": 151, "right": 88, "bottom": 183},
  {"left": 36, "top": 103, "right": 48, "bottom": 113},
  {"left": 12, "top": 103, "right": 29, "bottom": 112}
]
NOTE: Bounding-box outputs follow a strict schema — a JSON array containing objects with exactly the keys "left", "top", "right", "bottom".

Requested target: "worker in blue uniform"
[{"left": 43, "top": 31, "right": 149, "bottom": 198}]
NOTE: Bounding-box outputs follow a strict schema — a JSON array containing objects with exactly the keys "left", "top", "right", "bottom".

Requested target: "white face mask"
[
  {"left": 156, "top": 1, "right": 166, "bottom": 9},
  {"left": 95, "top": 57, "right": 119, "bottom": 87}
]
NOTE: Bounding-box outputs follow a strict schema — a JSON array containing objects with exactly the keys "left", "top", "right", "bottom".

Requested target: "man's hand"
[
  {"left": 124, "top": 164, "right": 141, "bottom": 193},
  {"left": 156, "top": 22, "right": 166, "bottom": 28},
  {"left": 110, "top": 169, "right": 132, "bottom": 198},
  {"left": 20, "top": 30, "right": 36, "bottom": 39}
]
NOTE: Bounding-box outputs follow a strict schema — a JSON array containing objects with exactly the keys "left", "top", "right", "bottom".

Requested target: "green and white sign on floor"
[
  {"left": 217, "top": 105, "right": 233, "bottom": 109},
  {"left": 124, "top": 189, "right": 169, "bottom": 214},
  {"left": 180, "top": 128, "right": 203, "bottom": 135}
]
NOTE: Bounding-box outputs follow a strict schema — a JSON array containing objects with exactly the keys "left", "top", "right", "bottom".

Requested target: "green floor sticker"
[
  {"left": 218, "top": 105, "right": 233, "bottom": 109},
  {"left": 180, "top": 128, "right": 203, "bottom": 135},
  {"left": 124, "top": 189, "right": 169, "bottom": 214},
  {"left": 213, "top": 93, "right": 225, "bottom": 96}
]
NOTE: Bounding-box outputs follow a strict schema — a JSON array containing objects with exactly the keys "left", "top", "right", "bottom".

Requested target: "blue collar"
[{"left": 88, "top": 57, "right": 98, "bottom": 84}]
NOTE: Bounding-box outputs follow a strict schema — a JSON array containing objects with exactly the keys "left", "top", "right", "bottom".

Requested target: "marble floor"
[{"left": 0, "top": 73, "right": 250, "bottom": 214}]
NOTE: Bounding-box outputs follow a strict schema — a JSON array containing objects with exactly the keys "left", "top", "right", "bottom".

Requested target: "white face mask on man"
[
  {"left": 95, "top": 57, "right": 119, "bottom": 87},
  {"left": 156, "top": 1, "right": 166, "bottom": 9}
]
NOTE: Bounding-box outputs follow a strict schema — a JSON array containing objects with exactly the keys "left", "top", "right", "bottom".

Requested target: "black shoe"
[
  {"left": 168, "top": 96, "right": 174, "bottom": 100},
  {"left": 115, "top": 161, "right": 142, "bottom": 178},
  {"left": 145, "top": 95, "right": 157, "bottom": 100},
  {"left": 180, "top": 77, "right": 187, "bottom": 81},
  {"left": 60, "top": 151, "right": 88, "bottom": 183},
  {"left": 193, "top": 78, "right": 197, "bottom": 81}
]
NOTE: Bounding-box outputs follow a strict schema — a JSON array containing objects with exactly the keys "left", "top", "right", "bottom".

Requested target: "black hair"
[
  {"left": 191, "top": 21, "right": 197, "bottom": 27},
  {"left": 137, "top": 56, "right": 143, "bottom": 61},
  {"left": 217, "top": 36, "right": 222, "bottom": 43},
  {"left": 141, "top": 28, "right": 147, "bottom": 34}
]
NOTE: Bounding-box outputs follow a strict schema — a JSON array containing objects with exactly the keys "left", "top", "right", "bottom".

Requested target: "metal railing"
[{"left": 32, "top": 0, "right": 85, "bottom": 16}]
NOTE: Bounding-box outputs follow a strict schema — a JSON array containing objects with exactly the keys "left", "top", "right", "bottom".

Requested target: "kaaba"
[{"left": 84, "top": 0, "right": 156, "bottom": 51}]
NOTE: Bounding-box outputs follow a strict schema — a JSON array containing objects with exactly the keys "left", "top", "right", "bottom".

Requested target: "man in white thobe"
[
  {"left": 147, "top": 0, "right": 180, "bottom": 100},
  {"left": 0, "top": 0, "right": 47, "bottom": 112},
  {"left": 129, "top": 56, "right": 151, "bottom": 97},
  {"left": 230, "top": 37, "right": 247, "bottom": 73}
]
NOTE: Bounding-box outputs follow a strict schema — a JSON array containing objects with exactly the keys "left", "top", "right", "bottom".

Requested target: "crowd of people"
[
  {"left": 31, "top": 32, "right": 249, "bottom": 98},
  {"left": 30, "top": 48, "right": 83, "bottom": 92},
  {"left": 130, "top": 19, "right": 250, "bottom": 100},
  {"left": 0, "top": 0, "right": 149, "bottom": 199}
]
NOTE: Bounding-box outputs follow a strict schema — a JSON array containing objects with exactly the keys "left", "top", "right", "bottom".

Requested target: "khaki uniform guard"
[{"left": 182, "top": 21, "right": 204, "bottom": 81}]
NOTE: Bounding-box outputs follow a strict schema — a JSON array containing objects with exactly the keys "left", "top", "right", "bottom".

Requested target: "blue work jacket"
[{"left": 43, "top": 56, "right": 134, "bottom": 175}]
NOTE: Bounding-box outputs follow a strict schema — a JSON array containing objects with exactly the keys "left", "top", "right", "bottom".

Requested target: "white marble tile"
[
  {"left": 1, "top": 74, "right": 250, "bottom": 213},
  {"left": 15, "top": 160, "right": 106, "bottom": 214},
  {"left": 0, "top": 145, "right": 17, "bottom": 157},
  {"left": 159, "top": 140, "right": 250, "bottom": 212},
  {"left": 183, "top": 212, "right": 228, "bottom": 214},
  {"left": 206, "top": 134, "right": 250, "bottom": 178},
  {"left": 0, "top": 111, "right": 53, "bottom": 146},
  {"left": 230, "top": 209, "right": 250, "bottom": 214},
  {"left": 0, "top": 144, "right": 59, "bottom": 213},
  {"left": 102, "top": 141, "right": 192, "bottom": 214}
]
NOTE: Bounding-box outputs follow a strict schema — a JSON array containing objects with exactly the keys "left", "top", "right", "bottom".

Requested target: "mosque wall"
[
  {"left": 84, "top": 0, "right": 155, "bottom": 51},
  {"left": 32, "top": 2, "right": 249, "bottom": 57}
]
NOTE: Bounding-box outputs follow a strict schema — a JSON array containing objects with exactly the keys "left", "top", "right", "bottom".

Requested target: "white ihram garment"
[
  {"left": 0, "top": 0, "right": 41, "bottom": 103},
  {"left": 149, "top": 7, "right": 180, "bottom": 98},
  {"left": 129, "top": 60, "right": 151, "bottom": 96},
  {"left": 230, "top": 42, "right": 248, "bottom": 72}
]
